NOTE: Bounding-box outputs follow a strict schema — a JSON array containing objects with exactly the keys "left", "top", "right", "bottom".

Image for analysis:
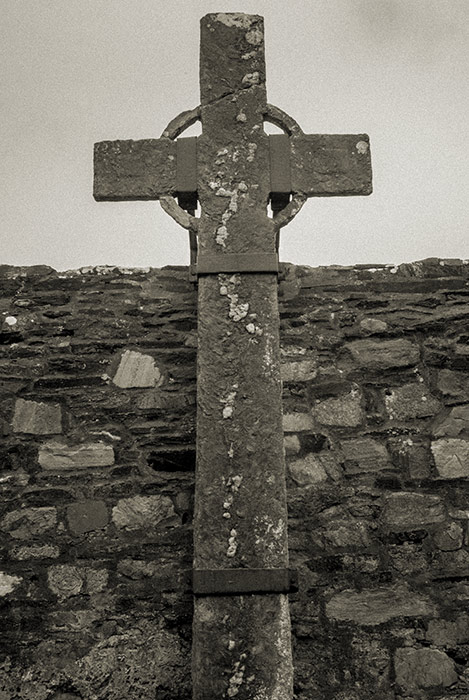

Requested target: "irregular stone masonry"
[{"left": 0, "top": 258, "right": 468, "bottom": 699}]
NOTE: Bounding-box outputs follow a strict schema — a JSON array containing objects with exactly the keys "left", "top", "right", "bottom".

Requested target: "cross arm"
[
  {"left": 93, "top": 138, "right": 177, "bottom": 201},
  {"left": 290, "top": 133, "right": 372, "bottom": 196}
]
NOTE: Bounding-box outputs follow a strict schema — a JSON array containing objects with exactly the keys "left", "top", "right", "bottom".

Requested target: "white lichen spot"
[
  {"left": 228, "top": 443, "right": 234, "bottom": 458},
  {"left": 220, "top": 285, "right": 228, "bottom": 296},
  {"left": 242, "top": 50, "right": 257, "bottom": 60},
  {"left": 229, "top": 297, "right": 250, "bottom": 322},
  {"left": 247, "top": 143, "right": 258, "bottom": 162},
  {"left": 228, "top": 639, "right": 236, "bottom": 651},
  {"left": 231, "top": 475, "right": 243, "bottom": 492},
  {"left": 4, "top": 316, "right": 17, "bottom": 326},
  {"left": 223, "top": 512, "right": 231, "bottom": 519},
  {"left": 242, "top": 72, "right": 260, "bottom": 86},
  {"left": 216, "top": 225, "right": 229, "bottom": 247},
  {"left": 217, "top": 148, "right": 228, "bottom": 157},
  {"left": 236, "top": 111, "right": 247, "bottom": 123},
  {"left": 246, "top": 323, "right": 263, "bottom": 336},
  {"left": 223, "top": 405, "right": 233, "bottom": 419},
  {"left": 238, "top": 182, "right": 248, "bottom": 192},
  {"left": 221, "top": 388, "right": 238, "bottom": 419},
  {"left": 217, "top": 187, "right": 233, "bottom": 198},
  {"left": 227, "top": 529, "right": 238, "bottom": 558},
  {"left": 356, "top": 140, "right": 369, "bottom": 154},
  {"left": 245, "top": 27, "right": 263, "bottom": 45}
]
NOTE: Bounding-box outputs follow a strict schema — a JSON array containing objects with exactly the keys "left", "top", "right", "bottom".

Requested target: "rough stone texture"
[
  {"left": 112, "top": 494, "right": 177, "bottom": 530},
  {"left": 0, "top": 572, "right": 22, "bottom": 596},
  {"left": 394, "top": 648, "right": 457, "bottom": 689},
  {"left": 431, "top": 438, "right": 469, "bottom": 478},
  {"left": 433, "top": 403, "right": 469, "bottom": 438},
  {"left": 289, "top": 454, "right": 328, "bottom": 485},
  {"left": 341, "top": 437, "right": 390, "bottom": 474},
  {"left": 12, "top": 398, "right": 62, "bottom": 434},
  {"left": 194, "top": 15, "right": 293, "bottom": 699},
  {"left": 281, "top": 359, "right": 317, "bottom": 382},
  {"left": 384, "top": 382, "right": 441, "bottom": 420},
  {"left": 38, "top": 441, "right": 115, "bottom": 470},
  {"left": 112, "top": 349, "right": 162, "bottom": 388},
  {"left": 326, "top": 585, "right": 434, "bottom": 625},
  {"left": 311, "top": 388, "right": 364, "bottom": 427},
  {"left": 283, "top": 412, "right": 314, "bottom": 432},
  {"left": 1, "top": 258, "right": 469, "bottom": 699},
  {"left": 381, "top": 492, "right": 446, "bottom": 529},
  {"left": 67, "top": 500, "right": 109, "bottom": 535},
  {"left": 1, "top": 506, "right": 57, "bottom": 539},
  {"left": 346, "top": 338, "right": 419, "bottom": 369}
]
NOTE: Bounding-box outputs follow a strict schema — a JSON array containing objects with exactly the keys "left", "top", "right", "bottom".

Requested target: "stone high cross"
[{"left": 94, "top": 13, "right": 372, "bottom": 700}]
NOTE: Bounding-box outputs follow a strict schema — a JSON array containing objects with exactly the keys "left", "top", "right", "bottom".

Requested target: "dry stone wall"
[{"left": 0, "top": 259, "right": 468, "bottom": 700}]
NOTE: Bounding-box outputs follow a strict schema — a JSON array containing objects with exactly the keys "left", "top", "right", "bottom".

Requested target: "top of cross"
[{"left": 94, "top": 13, "right": 372, "bottom": 276}]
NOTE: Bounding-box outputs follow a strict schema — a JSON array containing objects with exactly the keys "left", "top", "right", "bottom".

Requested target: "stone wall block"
[
  {"left": 112, "top": 349, "right": 162, "bottom": 388},
  {"left": 12, "top": 398, "right": 62, "bottom": 434},
  {"left": 311, "top": 388, "right": 364, "bottom": 427},
  {"left": 433, "top": 404, "right": 469, "bottom": 438},
  {"left": 437, "top": 368, "right": 469, "bottom": 403},
  {"left": 66, "top": 500, "right": 109, "bottom": 535},
  {"left": 112, "top": 494, "right": 178, "bottom": 530},
  {"left": 346, "top": 338, "right": 420, "bottom": 370},
  {"left": 381, "top": 492, "right": 446, "bottom": 530},
  {"left": 289, "top": 454, "right": 328, "bottom": 485},
  {"left": 47, "top": 565, "right": 84, "bottom": 600},
  {"left": 281, "top": 359, "right": 317, "bottom": 382},
  {"left": 0, "top": 572, "right": 23, "bottom": 597},
  {"left": 326, "top": 585, "right": 435, "bottom": 625},
  {"left": 1, "top": 506, "right": 57, "bottom": 540},
  {"left": 38, "top": 441, "right": 115, "bottom": 470},
  {"left": 394, "top": 648, "right": 457, "bottom": 690},
  {"left": 283, "top": 413, "right": 314, "bottom": 433},
  {"left": 431, "top": 438, "right": 469, "bottom": 479},
  {"left": 433, "top": 521, "right": 464, "bottom": 551},
  {"left": 341, "top": 437, "right": 390, "bottom": 474},
  {"left": 384, "top": 383, "right": 441, "bottom": 420}
]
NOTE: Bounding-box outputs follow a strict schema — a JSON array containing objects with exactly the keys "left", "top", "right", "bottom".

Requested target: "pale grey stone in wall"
[
  {"left": 289, "top": 454, "right": 328, "bottom": 485},
  {"left": 1, "top": 506, "right": 57, "bottom": 540},
  {"left": 346, "top": 338, "right": 419, "bottom": 370},
  {"left": 382, "top": 492, "right": 446, "bottom": 529},
  {"left": 38, "top": 442, "right": 115, "bottom": 470},
  {"left": 394, "top": 648, "right": 457, "bottom": 689},
  {"left": 311, "top": 389, "right": 363, "bottom": 427},
  {"left": 282, "top": 413, "right": 314, "bottom": 432},
  {"left": 113, "top": 350, "right": 162, "bottom": 388},
  {"left": 112, "top": 495, "right": 177, "bottom": 530},
  {"left": 431, "top": 438, "right": 469, "bottom": 479},
  {"left": 12, "top": 398, "right": 62, "bottom": 434},
  {"left": 0, "top": 572, "right": 22, "bottom": 596},
  {"left": 326, "top": 585, "right": 435, "bottom": 625}
]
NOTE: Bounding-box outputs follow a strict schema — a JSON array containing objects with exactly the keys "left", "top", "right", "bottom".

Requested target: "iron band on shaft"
[{"left": 192, "top": 568, "right": 298, "bottom": 596}]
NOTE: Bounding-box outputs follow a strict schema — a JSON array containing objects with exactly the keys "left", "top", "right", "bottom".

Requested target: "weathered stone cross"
[{"left": 94, "top": 13, "right": 371, "bottom": 700}]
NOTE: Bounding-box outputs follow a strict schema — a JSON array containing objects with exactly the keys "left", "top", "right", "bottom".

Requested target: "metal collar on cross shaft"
[{"left": 158, "top": 104, "right": 308, "bottom": 279}]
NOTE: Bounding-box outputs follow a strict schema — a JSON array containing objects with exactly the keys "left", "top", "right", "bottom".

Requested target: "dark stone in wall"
[{"left": 0, "top": 259, "right": 468, "bottom": 699}]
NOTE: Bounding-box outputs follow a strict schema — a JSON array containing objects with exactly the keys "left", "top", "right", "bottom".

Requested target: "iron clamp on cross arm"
[{"left": 93, "top": 104, "right": 372, "bottom": 280}]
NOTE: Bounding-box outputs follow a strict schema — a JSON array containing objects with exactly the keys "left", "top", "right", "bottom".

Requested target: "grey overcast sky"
[{"left": 2, "top": 0, "right": 468, "bottom": 271}]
